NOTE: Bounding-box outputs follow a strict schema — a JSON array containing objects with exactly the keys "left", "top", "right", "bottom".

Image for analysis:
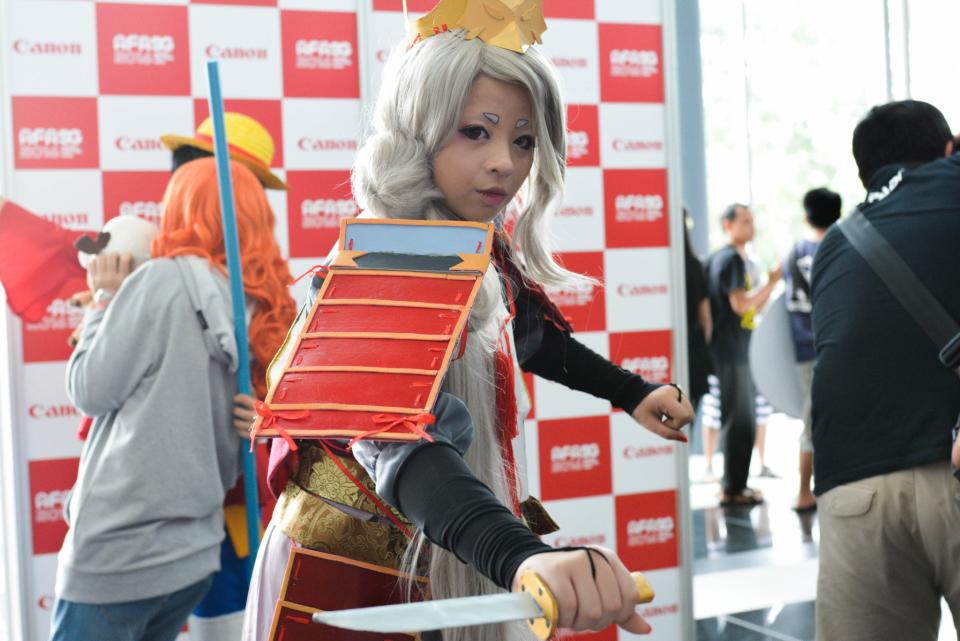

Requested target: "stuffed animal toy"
[{"left": 75, "top": 214, "right": 159, "bottom": 271}]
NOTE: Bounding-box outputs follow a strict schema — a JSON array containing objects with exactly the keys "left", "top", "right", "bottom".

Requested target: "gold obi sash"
[
  {"left": 274, "top": 444, "right": 411, "bottom": 569},
  {"left": 274, "top": 444, "right": 561, "bottom": 570}
]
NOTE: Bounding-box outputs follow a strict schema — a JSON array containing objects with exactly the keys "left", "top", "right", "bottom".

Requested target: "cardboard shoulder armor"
[{"left": 252, "top": 218, "right": 493, "bottom": 443}]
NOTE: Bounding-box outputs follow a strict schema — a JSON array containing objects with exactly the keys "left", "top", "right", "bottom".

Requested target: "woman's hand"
[
  {"left": 631, "top": 385, "right": 695, "bottom": 443},
  {"left": 511, "top": 547, "right": 651, "bottom": 635},
  {"left": 69, "top": 290, "right": 94, "bottom": 309},
  {"left": 952, "top": 431, "right": 960, "bottom": 470},
  {"left": 233, "top": 393, "right": 257, "bottom": 439},
  {"left": 86, "top": 253, "right": 134, "bottom": 293}
]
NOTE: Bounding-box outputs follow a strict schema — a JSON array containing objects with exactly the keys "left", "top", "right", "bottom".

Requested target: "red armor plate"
[
  {"left": 270, "top": 602, "right": 418, "bottom": 641},
  {"left": 275, "top": 371, "right": 435, "bottom": 408},
  {"left": 291, "top": 337, "right": 449, "bottom": 370},
  {"left": 324, "top": 273, "right": 475, "bottom": 306},
  {"left": 308, "top": 305, "right": 459, "bottom": 335}
]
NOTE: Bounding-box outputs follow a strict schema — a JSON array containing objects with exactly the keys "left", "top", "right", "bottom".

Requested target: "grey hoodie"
[{"left": 60, "top": 256, "right": 242, "bottom": 604}]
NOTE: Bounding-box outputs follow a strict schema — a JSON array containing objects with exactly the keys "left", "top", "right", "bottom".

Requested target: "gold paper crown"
[{"left": 405, "top": 0, "right": 547, "bottom": 53}]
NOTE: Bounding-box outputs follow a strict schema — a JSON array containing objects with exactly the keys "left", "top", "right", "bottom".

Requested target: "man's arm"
[
  {"left": 698, "top": 298, "right": 712, "bottom": 343},
  {"left": 66, "top": 254, "right": 166, "bottom": 417},
  {"left": 728, "top": 265, "right": 781, "bottom": 316}
]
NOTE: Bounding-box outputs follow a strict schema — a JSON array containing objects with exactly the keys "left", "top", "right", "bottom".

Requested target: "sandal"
[
  {"left": 719, "top": 488, "right": 764, "bottom": 507},
  {"left": 792, "top": 501, "right": 817, "bottom": 514}
]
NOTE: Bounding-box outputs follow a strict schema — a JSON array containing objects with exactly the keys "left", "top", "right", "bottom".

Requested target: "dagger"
[{"left": 312, "top": 570, "right": 655, "bottom": 639}]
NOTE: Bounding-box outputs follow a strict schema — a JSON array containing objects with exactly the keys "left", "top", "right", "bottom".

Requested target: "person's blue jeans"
[{"left": 49, "top": 575, "right": 214, "bottom": 641}]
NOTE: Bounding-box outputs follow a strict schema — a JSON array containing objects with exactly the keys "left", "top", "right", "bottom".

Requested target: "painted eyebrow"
[
  {"left": 515, "top": 118, "right": 530, "bottom": 129},
  {"left": 482, "top": 112, "right": 500, "bottom": 124}
]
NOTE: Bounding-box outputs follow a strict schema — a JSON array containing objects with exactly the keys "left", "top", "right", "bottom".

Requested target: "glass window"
[
  {"left": 700, "top": 0, "right": 888, "bottom": 265},
  {"left": 907, "top": 2, "right": 960, "bottom": 128}
]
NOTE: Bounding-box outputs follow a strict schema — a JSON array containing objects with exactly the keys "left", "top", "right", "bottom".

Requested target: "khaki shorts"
[{"left": 816, "top": 461, "right": 960, "bottom": 641}]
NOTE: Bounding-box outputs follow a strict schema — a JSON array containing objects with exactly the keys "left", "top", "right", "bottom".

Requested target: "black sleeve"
[
  {"left": 719, "top": 252, "right": 747, "bottom": 295},
  {"left": 522, "top": 322, "right": 661, "bottom": 414},
  {"left": 685, "top": 252, "right": 708, "bottom": 313},
  {"left": 393, "top": 443, "right": 552, "bottom": 590}
]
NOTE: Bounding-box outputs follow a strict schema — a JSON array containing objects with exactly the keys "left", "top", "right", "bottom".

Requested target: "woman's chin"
[{"left": 451, "top": 207, "right": 500, "bottom": 224}]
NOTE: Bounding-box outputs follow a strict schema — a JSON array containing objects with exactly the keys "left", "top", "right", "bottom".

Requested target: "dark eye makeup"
[
  {"left": 515, "top": 135, "right": 536, "bottom": 150},
  {"left": 458, "top": 125, "right": 535, "bottom": 151},
  {"left": 459, "top": 125, "right": 488, "bottom": 140}
]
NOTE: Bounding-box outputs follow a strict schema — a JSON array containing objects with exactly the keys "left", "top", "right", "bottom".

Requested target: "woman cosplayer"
[
  {"left": 243, "top": 5, "right": 694, "bottom": 641},
  {"left": 56, "top": 158, "right": 294, "bottom": 641}
]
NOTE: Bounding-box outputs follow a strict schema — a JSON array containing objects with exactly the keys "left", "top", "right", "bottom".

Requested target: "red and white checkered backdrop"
[{"left": 0, "top": 0, "right": 690, "bottom": 638}]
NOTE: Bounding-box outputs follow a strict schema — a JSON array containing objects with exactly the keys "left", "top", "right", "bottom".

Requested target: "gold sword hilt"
[{"left": 519, "top": 570, "right": 655, "bottom": 640}]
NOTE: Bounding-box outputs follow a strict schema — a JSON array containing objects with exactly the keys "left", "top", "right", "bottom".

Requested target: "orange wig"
[{"left": 152, "top": 157, "right": 296, "bottom": 398}]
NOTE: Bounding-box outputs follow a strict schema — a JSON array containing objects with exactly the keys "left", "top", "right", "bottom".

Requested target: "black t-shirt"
[
  {"left": 706, "top": 244, "right": 751, "bottom": 363},
  {"left": 811, "top": 156, "right": 960, "bottom": 496}
]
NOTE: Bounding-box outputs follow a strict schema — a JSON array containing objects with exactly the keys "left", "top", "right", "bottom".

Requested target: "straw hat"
[{"left": 161, "top": 112, "right": 288, "bottom": 190}]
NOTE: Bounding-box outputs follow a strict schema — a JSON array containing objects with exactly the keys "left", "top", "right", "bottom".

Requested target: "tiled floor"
[
  {"left": 688, "top": 416, "right": 959, "bottom": 641},
  {"left": 697, "top": 602, "right": 815, "bottom": 641},
  {"left": 690, "top": 436, "right": 819, "bottom": 640},
  {"left": 686, "top": 413, "right": 819, "bottom": 639}
]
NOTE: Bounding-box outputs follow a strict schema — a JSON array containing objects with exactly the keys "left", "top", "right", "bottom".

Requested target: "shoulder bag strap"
[{"left": 837, "top": 207, "right": 960, "bottom": 372}]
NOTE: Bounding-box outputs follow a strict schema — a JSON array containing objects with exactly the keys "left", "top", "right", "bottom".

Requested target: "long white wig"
[{"left": 352, "top": 31, "right": 578, "bottom": 641}]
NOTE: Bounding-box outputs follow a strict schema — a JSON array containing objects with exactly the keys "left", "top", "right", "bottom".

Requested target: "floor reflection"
[
  {"left": 697, "top": 602, "right": 816, "bottom": 641},
  {"left": 689, "top": 419, "right": 821, "bottom": 640}
]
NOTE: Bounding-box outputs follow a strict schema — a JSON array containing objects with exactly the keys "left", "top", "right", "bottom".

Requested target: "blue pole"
[{"left": 206, "top": 60, "right": 260, "bottom": 577}]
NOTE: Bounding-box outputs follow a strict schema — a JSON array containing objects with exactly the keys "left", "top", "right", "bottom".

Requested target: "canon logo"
[
  {"left": 612, "top": 139, "right": 663, "bottom": 152},
  {"left": 13, "top": 39, "right": 82, "bottom": 55},
  {"left": 29, "top": 404, "right": 80, "bottom": 420},
  {"left": 205, "top": 44, "right": 268, "bottom": 59},
  {"left": 297, "top": 137, "right": 357, "bottom": 152},
  {"left": 553, "top": 534, "right": 606, "bottom": 548},
  {"left": 295, "top": 39, "right": 353, "bottom": 70},
  {"left": 617, "top": 284, "right": 668, "bottom": 297},
  {"left": 119, "top": 201, "right": 162, "bottom": 223},
  {"left": 640, "top": 604, "right": 680, "bottom": 618},
  {"left": 622, "top": 445, "right": 673, "bottom": 459},
  {"left": 301, "top": 198, "right": 357, "bottom": 229},
  {"left": 113, "top": 34, "right": 174, "bottom": 53},
  {"left": 557, "top": 205, "right": 593, "bottom": 218},
  {"left": 42, "top": 212, "right": 89, "bottom": 228},
  {"left": 550, "top": 442, "right": 601, "bottom": 474},
  {"left": 567, "top": 130, "right": 590, "bottom": 160},
  {"left": 626, "top": 516, "right": 674, "bottom": 546},
  {"left": 609, "top": 49, "right": 659, "bottom": 78},
  {"left": 115, "top": 136, "right": 164, "bottom": 152},
  {"left": 19, "top": 127, "right": 82, "bottom": 147},
  {"left": 551, "top": 56, "right": 588, "bottom": 68}
]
